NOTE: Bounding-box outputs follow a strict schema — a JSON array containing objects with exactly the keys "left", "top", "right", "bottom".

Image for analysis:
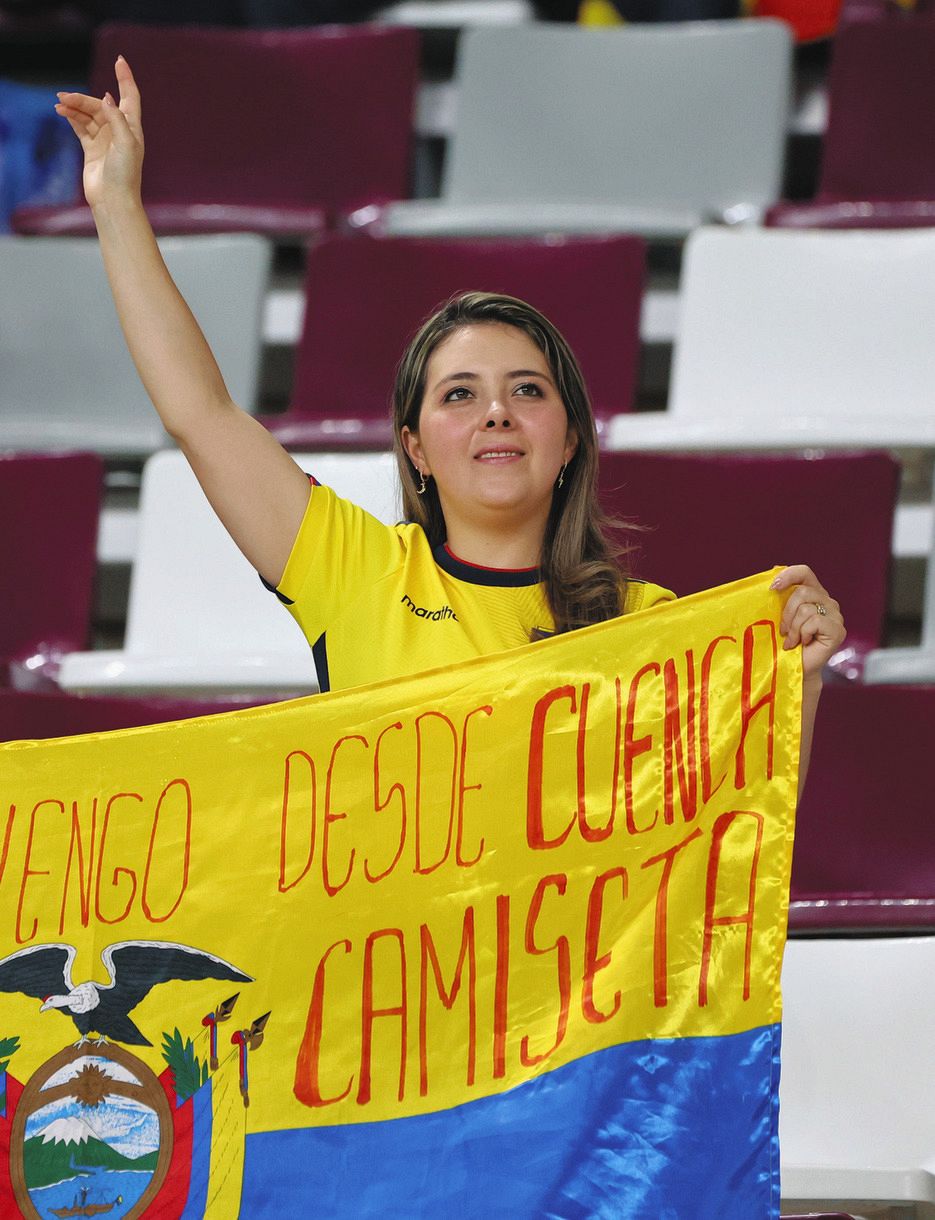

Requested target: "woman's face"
[{"left": 402, "top": 323, "right": 577, "bottom": 542}]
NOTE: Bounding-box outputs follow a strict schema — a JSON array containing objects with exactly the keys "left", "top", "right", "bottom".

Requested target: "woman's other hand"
[
  {"left": 770, "top": 564, "right": 847, "bottom": 679},
  {"left": 55, "top": 56, "right": 143, "bottom": 211}
]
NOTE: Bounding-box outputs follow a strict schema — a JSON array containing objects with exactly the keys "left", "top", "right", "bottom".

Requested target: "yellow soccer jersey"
[{"left": 268, "top": 483, "right": 675, "bottom": 693}]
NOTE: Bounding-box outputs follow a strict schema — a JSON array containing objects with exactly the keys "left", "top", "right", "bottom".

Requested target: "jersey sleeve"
[
  {"left": 625, "top": 579, "right": 677, "bottom": 613},
  {"left": 269, "top": 482, "right": 406, "bottom": 646}
]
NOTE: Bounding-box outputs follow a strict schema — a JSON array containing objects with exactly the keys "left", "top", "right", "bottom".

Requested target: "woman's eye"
[
  {"left": 515, "top": 382, "right": 543, "bottom": 397},
  {"left": 443, "top": 386, "right": 472, "bottom": 403}
]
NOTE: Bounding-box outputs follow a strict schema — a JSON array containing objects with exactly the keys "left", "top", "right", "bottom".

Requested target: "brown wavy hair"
[{"left": 392, "top": 291, "right": 630, "bottom": 636}]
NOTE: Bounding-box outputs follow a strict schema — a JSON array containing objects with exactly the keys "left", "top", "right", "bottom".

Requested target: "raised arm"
[{"left": 55, "top": 57, "right": 310, "bottom": 587}]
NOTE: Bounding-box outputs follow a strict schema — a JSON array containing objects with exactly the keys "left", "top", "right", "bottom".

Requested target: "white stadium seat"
[
  {"left": 366, "top": 21, "right": 792, "bottom": 241},
  {"left": 781, "top": 938, "right": 935, "bottom": 1214},
  {"left": 59, "top": 451, "right": 400, "bottom": 697},
  {"left": 0, "top": 234, "right": 270, "bottom": 459}
]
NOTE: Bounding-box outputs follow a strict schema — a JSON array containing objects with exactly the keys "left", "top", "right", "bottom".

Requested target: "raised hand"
[{"left": 55, "top": 56, "right": 144, "bottom": 210}]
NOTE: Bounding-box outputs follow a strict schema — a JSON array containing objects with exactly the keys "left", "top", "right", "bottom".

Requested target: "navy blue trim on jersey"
[
  {"left": 259, "top": 573, "right": 294, "bottom": 605},
  {"left": 433, "top": 544, "right": 541, "bottom": 588},
  {"left": 312, "top": 632, "right": 330, "bottom": 693}
]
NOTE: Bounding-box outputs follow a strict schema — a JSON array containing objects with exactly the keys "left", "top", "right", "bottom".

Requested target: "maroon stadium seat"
[
  {"left": 598, "top": 450, "right": 898, "bottom": 679},
  {"left": 0, "top": 687, "right": 267, "bottom": 741},
  {"left": 789, "top": 683, "right": 935, "bottom": 933},
  {"left": 13, "top": 22, "right": 419, "bottom": 239},
  {"left": 265, "top": 232, "right": 647, "bottom": 450},
  {"left": 0, "top": 451, "right": 103, "bottom": 688},
  {"left": 767, "top": 17, "right": 935, "bottom": 229}
]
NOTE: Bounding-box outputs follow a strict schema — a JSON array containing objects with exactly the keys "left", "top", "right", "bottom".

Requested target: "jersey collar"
[{"left": 433, "top": 543, "right": 542, "bottom": 588}]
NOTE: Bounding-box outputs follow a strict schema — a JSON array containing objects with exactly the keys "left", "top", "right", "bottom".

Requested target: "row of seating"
[
  {"left": 3, "top": 443, "right": 927, "bottom": 692},
  {"left": 3, "top": 448, "right": 932, "bottom": 931},
  {"left": 4, "top": 227, "right": 933, "bottom": 642},
  {"left": 11, "top": 13, "right": 935, "bottom": 240},
  {"left": 5, "top": 225, "right": 935, "bottom": 457},
  {"left": 12, "top": 20, "right": 784, "bottom": 239}
]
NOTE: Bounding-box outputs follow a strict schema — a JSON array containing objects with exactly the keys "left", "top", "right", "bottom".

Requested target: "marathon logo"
[{"left": 401, "top": 594, "right": 458, "bottom": 622}]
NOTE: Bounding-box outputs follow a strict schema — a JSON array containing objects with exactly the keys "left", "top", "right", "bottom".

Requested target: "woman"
[{"left": 54, "top": 59, "right": 845, "bottom": 785}]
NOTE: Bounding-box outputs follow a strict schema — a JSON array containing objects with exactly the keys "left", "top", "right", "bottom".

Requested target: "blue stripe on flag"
[
  {"left": 242, "top": 1023, "right": 781, "bottom": 1219},
  {"left": 181, "top": 1078, "right": 213, "bottom": 1220}
]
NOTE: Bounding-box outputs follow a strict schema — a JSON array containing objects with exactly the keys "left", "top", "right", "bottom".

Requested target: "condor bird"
[{"left": 0, "top": 940, "right": 253, "bottom": 1046}]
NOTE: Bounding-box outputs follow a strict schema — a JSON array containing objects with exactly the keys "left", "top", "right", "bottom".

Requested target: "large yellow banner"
[{"left": 0, "top": 570, "right": 800, "bottom": 1219}]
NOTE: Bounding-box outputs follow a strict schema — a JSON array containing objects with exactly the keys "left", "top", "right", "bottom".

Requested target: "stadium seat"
[
  {"left": 358, "top": 20, "right": 791, "bottom": 240},
  {"left": 608, "top": 226, "right": 935, "bottom": 450},
  {"left": 780, "top": 937, "right": 935, "bottom": 1212},
  {"left": 58, "top": 450, "right": 400, "bottom": 698},
  {"left": 0, "top": 451, "right": 103, "bottom": 688},
  {"left": 605, "top": 227, "right": 935, "bottom": 569},
  {"left": 790, "top": 683, "right": 935, "bottom": 931},
  {"left": 598, "top": 450, "right": 898, "bottom": 678},
  {"left": 0, "top": 687, "right": 265, "bottom": 743},
  {"left": 768, "top": 17, "right": 935, "bottom": 229},
  {"left": 0, "top": 234, "right": 270, "bottom": 458},
  {"left": 865, "top": 465, "right": 935, "bottom": 683},
  {"left": 265, "top": 233, "right": 646, "bottom": 449},
  {"left": 12, "top": 23, "right": 419, "bottom": 239}
]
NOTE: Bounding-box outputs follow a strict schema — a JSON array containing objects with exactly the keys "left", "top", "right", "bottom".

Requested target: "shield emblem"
[{"left": 9, "top": 1043, "right": 172, "bottom": 1220}]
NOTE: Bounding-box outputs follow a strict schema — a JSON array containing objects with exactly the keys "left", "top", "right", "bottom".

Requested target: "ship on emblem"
[{"left": 50, "top": 1180, "right": 123, "bottom": 1217}]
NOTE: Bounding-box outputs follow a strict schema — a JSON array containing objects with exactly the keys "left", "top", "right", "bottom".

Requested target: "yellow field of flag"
[{"left": 0, "top": 570, "right": 800, "bottom": 1218}]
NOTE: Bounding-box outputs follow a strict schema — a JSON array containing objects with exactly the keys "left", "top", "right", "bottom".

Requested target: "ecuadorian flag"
[{"left": 0, "top": 571, "right": 798, "bottom": 1219}]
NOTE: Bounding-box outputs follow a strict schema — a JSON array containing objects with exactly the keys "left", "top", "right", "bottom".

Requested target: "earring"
[
  {"left": 416, "top": 469, "right": 428, "bottom": 496},
  {"left": 557, "top": 462, "right": 567, "bottom": 489}
]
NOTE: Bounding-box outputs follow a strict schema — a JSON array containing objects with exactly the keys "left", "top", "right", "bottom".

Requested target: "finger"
[
  {"left": 55, "top": 105, "right": 103, "bottom": 151},
  {"left": 783, "top": 606, "right": 824, "bottom": 651},
  {"left": 55, "top": 102, "right": 102, "bottom": 136},
  {"left": 57, "top": 110, "right": 94, "bottom": 149},
  {"left": 780, "top": 587, "right": 836, "bottom": 636},
  {"left": 56, "top": 91, "right": 105, "bottom": 121},
  {"left": 769, "top": 564, "right": 818, "bottom": 592},
  {"left": 782, "top": 593, "right": 839, "bottom": 639},
  {"left": 782, "top": 602, "right": 819, "bottom": 648},
  {"left": 100, "top": 91, "right": 137, "bottom": 147},
  {"left": 114, "top": 55, "right": 143, "bottom": 135},
  {"left": 783, "top": 601, "right": 844, "bottom": 651}
]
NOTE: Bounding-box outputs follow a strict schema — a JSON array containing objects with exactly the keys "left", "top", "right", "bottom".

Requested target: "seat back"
[
  {"left": 598, "top": 450, "right": 898, "bottom": 673},
  {"left": 124, "top": 450, "right": 400, "bottom": 657},
  {"left": 291, "top": 233, "right": 646, "bottom": 424},
  {"left": 91, "top": 23, "right": 418, "bottom": 219},
  {"left": 0, "top": 235, "right": 270, "bottom": 457},
  {"left": 780, "top": 937, "right": 935, "bottom": 1203},
  {"left": 790, "top": 683, "right": 935, "bottom": 931},
  {"left": 820, "top": 18, "right": 935, "bottom": 203},
  {"left": 669, "top": 227, "right": 935, "bottom": 428},
  {"left": 0, "top": 688, "right": 262, "bottom": 742},
  {"left": 444, "top": 22, "right": 791, "bottom": 221},
  {"left": 0, "top": 451, "right": 103, "bottom": 673}
]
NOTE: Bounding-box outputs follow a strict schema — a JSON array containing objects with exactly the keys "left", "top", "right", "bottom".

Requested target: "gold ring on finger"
[{"left": 815, "top": 602, "right": 827, "bottom": 616}]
